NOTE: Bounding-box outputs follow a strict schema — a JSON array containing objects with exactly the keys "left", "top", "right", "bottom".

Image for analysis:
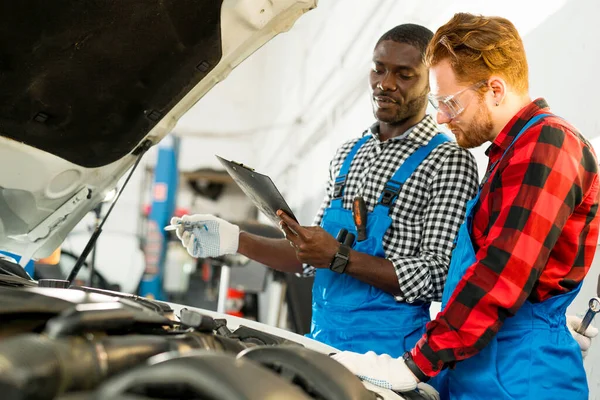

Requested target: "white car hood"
[{"left": 0, "top": 0, "right": 317, "bottom": 263}]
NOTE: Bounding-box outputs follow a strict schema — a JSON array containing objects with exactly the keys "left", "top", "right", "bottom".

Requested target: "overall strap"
[
  {"left": 377, "top": 133, "right": 451, "bottom": 210},
  {"left": 482, "top": 113, "right": 551, "bottom": 186},
  {"left": 331, "top": 135, "right": 371, "bottom": 207}
]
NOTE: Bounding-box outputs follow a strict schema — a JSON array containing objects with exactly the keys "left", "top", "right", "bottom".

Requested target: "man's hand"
[
  {"left": 331, "top": 351, "right": 419, "bottom": 392},
  {"left": 567, "top": 314, "right": 599, "bottom": 358},
  {"left": 169, "top": 214, "right": 240, "bottom": 258},
  {"left": 277, "top": 210, "right": 340, "bottom": 269}
]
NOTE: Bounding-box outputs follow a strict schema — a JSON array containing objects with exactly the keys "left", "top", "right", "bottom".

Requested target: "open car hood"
[{"left": 0, "top": 0, "right": 317, "bottom": 261}]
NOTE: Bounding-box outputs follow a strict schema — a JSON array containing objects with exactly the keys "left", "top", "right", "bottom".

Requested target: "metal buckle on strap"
[
  {"left": 333, "top": 176, "right": 346, "bottom": 199},
  {"left": 380, "top": 184, "right": 401, "bottom": 206}
]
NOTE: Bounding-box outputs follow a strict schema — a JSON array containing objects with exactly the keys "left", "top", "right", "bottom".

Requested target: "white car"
[{"left": 0, "top": 1, "right": 437, "bottom": 399}]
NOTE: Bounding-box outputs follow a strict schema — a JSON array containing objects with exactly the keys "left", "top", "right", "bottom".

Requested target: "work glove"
[
  {"left": 331, "top": 351, "right": 418, "bottom": 392},
  {"left": 416, "top": 383, "right": 441, "bottom": 400},
  {"left": 170, "top": 214, "right": 239, "bottom": 258},
  {"left": 567, "top": 314, "right": 598, "bottom": 358}
]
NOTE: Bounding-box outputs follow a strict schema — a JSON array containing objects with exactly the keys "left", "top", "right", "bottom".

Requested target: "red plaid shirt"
[{"left": 411, "top": 99, "right": 600, "bottom": 376}]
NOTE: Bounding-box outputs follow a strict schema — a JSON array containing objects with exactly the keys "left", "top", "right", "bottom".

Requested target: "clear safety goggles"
[{"left": 428, "top": 80, "right": 487, "bottom": 120}]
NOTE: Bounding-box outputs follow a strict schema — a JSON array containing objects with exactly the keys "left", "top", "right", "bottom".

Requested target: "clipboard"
[{"left": 216, "top": 155, "right": 298, "bottom": 226}]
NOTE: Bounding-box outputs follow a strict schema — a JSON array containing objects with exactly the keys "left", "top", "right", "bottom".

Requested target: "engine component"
[
  {"left": 44, "top": 302, "right": 172, "bottom": 338},
  {"left": 0, "top": 331, "right": 251, "bottom": 400},
  {"left": 178, "top": 307, "right": 217, "bottom": 332},
  {"left": 93, "top": 350, "right": 313, "bottom": 400},
  {"left": 227, "top": 325, "right": 302, "bottom": 347},
  {"left": 0, "top": 334, "right": 172, "bottom": 400},
  {"left": 238, "top": 345, "right": 379, "bottom": 400}
]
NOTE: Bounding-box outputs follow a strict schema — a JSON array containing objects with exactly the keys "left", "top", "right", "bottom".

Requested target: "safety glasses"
[{"left": 428, "top": 80, "right": 488, "bottom": 120}]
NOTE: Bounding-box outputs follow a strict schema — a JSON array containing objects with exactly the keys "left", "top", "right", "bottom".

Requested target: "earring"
[{"left": 495, "top": 102, "right": 499, "bottom": 106}]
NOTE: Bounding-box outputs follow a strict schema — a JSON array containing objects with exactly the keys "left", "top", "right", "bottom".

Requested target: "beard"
[
  {"left": 449, "top": 96, "right": 494, "bottom": 149},
  {"left": 372, "top": 89, "right": 428, "bottom": 125}
]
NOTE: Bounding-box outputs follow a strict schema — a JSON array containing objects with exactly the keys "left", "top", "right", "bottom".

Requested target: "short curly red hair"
[{"left": 426, "top": 13, "right": 529, "bottom": 94}]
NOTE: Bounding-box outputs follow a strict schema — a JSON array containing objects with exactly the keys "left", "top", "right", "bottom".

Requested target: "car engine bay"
[{"left": 0, "top": 260, "right": 434, "bottom": 400}]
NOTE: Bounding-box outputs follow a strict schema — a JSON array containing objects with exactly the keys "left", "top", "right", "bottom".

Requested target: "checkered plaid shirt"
[
  {"left": 412, "top": 99, "right": 600, "bottom": 376},
  {"left": 303, "top": 115, "right": 479, "bottom": 303}
]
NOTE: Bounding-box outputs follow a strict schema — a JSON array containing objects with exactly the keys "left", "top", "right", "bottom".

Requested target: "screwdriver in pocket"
[{"left": 353, "top": 196, "right": 368, "bottom": 242}]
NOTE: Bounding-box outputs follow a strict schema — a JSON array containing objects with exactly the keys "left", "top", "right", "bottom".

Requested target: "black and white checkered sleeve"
[{"left": 391, "top": 145, "right": 479, "bottom": 302}]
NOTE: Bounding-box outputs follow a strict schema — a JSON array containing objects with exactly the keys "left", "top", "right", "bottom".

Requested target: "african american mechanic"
[{"left": 172, "top": 24, "right": 479, "bottom": 358}]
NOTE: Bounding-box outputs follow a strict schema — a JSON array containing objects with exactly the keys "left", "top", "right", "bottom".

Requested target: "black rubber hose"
[
  {"left": 94, "top": 351, "right": 312, "bottom": 400},
  {"left": 0, "top": 335, "right": 173, "bottom": 400},
  {"left": 0, "top": 332, "right": 252, "bottom": 400}
]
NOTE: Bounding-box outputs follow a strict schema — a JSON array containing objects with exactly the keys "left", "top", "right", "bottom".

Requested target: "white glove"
[
  {"left": 170, "top": 214, "right": 240, "bottom": 258},
  {"left": 332, "top": 351, "right": 417, "bottom": 392},
  {"left": 416, "top": 383, "right": 441, "bottom": 400},
  {"left": 567, "top": 314, "right": 598, "bottom": 358}
]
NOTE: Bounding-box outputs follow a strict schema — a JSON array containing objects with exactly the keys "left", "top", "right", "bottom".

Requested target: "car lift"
[{"left": 138, "top": 134, "right": 180, "bottom": 301}]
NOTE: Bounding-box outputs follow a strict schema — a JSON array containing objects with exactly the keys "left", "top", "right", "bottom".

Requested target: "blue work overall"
[
  {"left": 435, "top": 114, "right": 588, "bottom": 399},
  {"left": 306, "top": 132, "right": 450, "bottom": 357}
]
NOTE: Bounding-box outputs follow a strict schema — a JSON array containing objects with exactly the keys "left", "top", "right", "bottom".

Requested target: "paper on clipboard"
[{"left": 216, "top": 155, "right": 298, "bottom": 226}]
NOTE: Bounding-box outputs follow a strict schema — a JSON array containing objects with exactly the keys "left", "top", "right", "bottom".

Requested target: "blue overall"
[
  {"left": 307, "top": 132, "right": 450, "bottom": 357},
  {"left": 435, "top": 114, "right": 588, "bottom": 399}
]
